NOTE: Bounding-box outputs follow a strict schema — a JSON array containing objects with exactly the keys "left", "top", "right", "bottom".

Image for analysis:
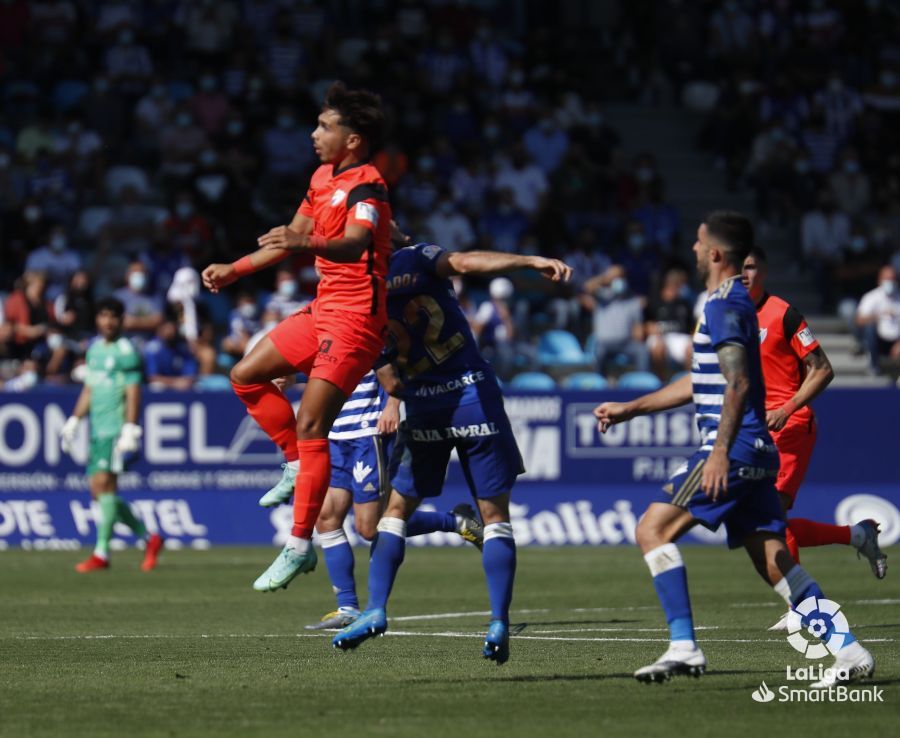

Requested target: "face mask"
[
  {"left": 128, "top": 272, "right": 147, "bottom": 291},
  {"left": 50, "top": 234, "right": 67, "bottom": 251},
  {"left": 238, "top": 303, "right": 257, "bottom": 319},
  {"left": 849, "top": 235, "right": 868, "bottom": 252},
  {"left": 611, "top": 277, "right": 627, "bottom": 295},
  {"left": 47, "top": 333, "right": 64, "bottom": 350},
  {"left": 628, "top": 233, "right": 645, "bottom": 251},
  {"left": 278, "top": 280, "right": 297, "bottom": 298},
  {"left": 635, "top": 166, "right": 654, "bottom": 183},
  {"left": 24, "top": 206, "right": 41, "bottom": 223},
  {"left": 176, "top": 202, "right": 194, "bottom": 218},
  {"left": 882, "top": 279, "right": 897, "bottom": 295},
  {"left": 278, "top": 115, "right": 294, "bottom": 129}
]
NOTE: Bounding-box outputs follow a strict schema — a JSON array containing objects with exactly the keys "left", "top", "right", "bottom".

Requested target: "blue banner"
[{"left": 1, "top": 389, "right": 898, "bottom": 548}]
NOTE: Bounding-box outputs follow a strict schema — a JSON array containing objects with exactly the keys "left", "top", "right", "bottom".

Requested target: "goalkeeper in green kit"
[{"left": 60, "top": 297, "right": 164, "bottom": 573}]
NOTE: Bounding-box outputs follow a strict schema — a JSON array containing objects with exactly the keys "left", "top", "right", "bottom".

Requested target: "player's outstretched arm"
[
  {"left": 436, "top": 251, "right": 572, "bottom": 283},
  {"left": 767, "top": 346, "right": 834, "bottom": 431},
  {"left": 593, "top": 374, "right": 692, "bottom": 433},
  {"left": 703, "top": 342, "right": 750, "bottom": 500},
  {"left": 202, "top": 213, "right": 314, "bottom": 293}
]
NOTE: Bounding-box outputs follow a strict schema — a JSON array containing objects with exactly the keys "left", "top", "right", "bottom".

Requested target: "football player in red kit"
[{"left": 202, "top": 82, "right": 392, "bottom": 590}]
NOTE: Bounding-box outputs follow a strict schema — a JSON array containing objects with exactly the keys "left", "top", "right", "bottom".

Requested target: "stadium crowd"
[{"left": 1, "top": 0, "right": 899, "bottom": 391}]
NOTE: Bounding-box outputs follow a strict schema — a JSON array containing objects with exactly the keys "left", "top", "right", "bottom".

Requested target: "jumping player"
[
  {"left": 741, "top": 246, "right": 887, "bottom": 629},
  {"left": 595, "top": 212, "right": 874, "bottom": 686},
  {"left": 332, "top": 225, "right": 571, "bottom": 664},
  {"left": 202, "top": 82, "right": 392, "bottom": 591},
  {"left": 60, "top": 297, "right": 164, "bottom": 573},
  {"left": 257, "top": 367, "right": 484, "bottom": 622}
]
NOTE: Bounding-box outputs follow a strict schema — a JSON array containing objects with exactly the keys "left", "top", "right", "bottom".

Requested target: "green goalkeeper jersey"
[{"left": 85, "top": 337, "right": 142, "bottom": 439}]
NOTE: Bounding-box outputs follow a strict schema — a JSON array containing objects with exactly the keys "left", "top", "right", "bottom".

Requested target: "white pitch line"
[
  {"left": 390, "top": 608, "right": 549, "bottom": 622},
  {"left": 13, "top": 631, "right": 895, "bottom": 645}
]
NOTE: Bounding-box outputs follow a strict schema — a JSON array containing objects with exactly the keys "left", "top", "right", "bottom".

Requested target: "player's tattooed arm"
[
  {"left": 767, "top": 347, "right": 834, "bottom": 431},
  {"left": 702, "top": 342, "right": 749, "bottom": 500}
]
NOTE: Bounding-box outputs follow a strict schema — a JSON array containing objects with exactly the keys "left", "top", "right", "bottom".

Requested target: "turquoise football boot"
[
  {"left": 252, "top": 544, "right": 317, "bottom": 591},
  {"left": 258, "top": 463, "right": 296, "bottom": 507}
]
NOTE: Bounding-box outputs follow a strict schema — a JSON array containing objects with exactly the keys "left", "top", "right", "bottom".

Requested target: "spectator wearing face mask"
[
  {"left": 263, "top": 107, "right": 315, "bottom": 185},
  {"left": 472, "top": 277, "right": 517, "bottom": 380},
  {"left": 855, "top": 265, "right": 900, "bottom": 373},
  {"left": 645, "top": 268, "right": 695, "bottom": 379},
  {"left": 265, "top": 268, "right": 308, "bottom": 320},
  {"left": 222, "top": 290, "right": 260, "bottom": 359},
  {"left": 24, "top": 225, "right": 82, "bottom": 300},
  {"left": 159, "top": 108, "right": 208, "bottom": 179},
  {"left": 614, "top": 220, "right": 660, "bottom": 297},
  {"left": 105, "top": 27, "right": 154, "bottom": 97},
  {"left": 523, "top": 114, "right": 570, "bottom": 174},
  {"left": 827, "top": 149, "right": 870, "bottom": 218},
  {"left": 113, "top": 261, "right": 164, "bottom": 345},
  {"left": 53, "top": 270, "right": 95, "bottom": 344},
  {"left": 424, "top": 194, "right": 475, "bottom": 252},
  {"left": 164, "top": 192, "right": 213, "bottom": 268},
  {"left": 582, "top": 265, "right": 649, "bottom": 376}
]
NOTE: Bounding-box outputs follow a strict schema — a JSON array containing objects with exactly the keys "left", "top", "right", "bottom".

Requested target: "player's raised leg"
[
  {"left": 744, "top": 532, "right": 875, "bottom": 686},
  {"left": 231, "top": 336, "right": 303, "bottom": 505},
  {"left": 476, "top": 493, "right": 516, "bottom": 665},
  {"left": 633, "top": 501, "right": 706, "bottom": 682}
]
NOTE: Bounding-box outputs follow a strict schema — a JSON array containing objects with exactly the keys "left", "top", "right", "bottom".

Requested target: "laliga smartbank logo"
[
  {"left": 786, "top": 596, "right": 849, "bottom": 658},
  {"left": 749, "top": 597, "right": 884, "bottom": 704}
]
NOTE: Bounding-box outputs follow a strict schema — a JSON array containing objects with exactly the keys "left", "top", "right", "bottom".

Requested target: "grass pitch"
[{"left": 0, "top": 546, "right": 896, "bottom": 738}]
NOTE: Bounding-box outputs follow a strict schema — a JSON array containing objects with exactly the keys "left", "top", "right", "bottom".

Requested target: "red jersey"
[
  {"left": 298, "top": 162, "right": 392, "bottom": 315},
  {"left": 756, "top": 293, "right": 820, "bottom": 424}
]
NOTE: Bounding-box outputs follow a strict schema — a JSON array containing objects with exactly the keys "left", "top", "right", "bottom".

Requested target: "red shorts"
[
  {"left": 268, "top": 300, "right": 386, "bottom": 397},
  {"left": 770, "top": 417, "right": 817, "bottom": 506}
]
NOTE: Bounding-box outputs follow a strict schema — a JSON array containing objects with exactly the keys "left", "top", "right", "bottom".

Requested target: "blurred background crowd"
[{"left": 1, "top": 0, "right": 899, "bottom": 392}]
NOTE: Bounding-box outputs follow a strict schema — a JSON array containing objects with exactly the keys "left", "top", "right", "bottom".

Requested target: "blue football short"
[
  {"left": 659, "top": 449, "right": 785, "bottom": 548},
  {"left": 329, "top": 434, "right": 394, "bottom": 504},
  {"left": 390, "top": 394, "right": 524, "bottom": 500}
]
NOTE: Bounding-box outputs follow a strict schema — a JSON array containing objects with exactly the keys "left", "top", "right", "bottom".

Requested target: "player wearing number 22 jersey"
[{"left": 333, "top": 236, "right": 573, "bottom": 663}]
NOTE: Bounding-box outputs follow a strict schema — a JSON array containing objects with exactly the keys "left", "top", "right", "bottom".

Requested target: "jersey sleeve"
[
  {"left": 782, "top": 306, "right": 819, "bottom": 358},
  {"left": 297, "top": 187, "right": 314, "bottom": 218},
  {"left": 704, "top": 298, "right": 752, "bottom": 349},
  {"left": 410, "top": 243, "right": 447, "bottom": 277},
  {"left": 345, "top": 182, "right": 389, "bottom": 233}
]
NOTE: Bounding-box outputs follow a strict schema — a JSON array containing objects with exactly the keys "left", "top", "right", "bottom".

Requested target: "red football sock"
[
  {"left": 291, "top": 438, "right": 331, "bottom": 539},
  {"left": 785, "top": 526, "right": 800, "bottom": 562},
  {"left": 232, "top": 382, "right": 299, "bottom": 462},
  {"left": 787, "top": 518, "right": 851, "bottom": 549}
]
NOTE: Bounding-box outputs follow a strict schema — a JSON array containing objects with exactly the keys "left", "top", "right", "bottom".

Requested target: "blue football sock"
[
  {"left": 367, "top": 517, "right": 407, "bottom": 611},
  {"left": 644, "top": 544, "right": 695, "bottom": 643},
  {"left": 775, "top": 565, "right": 857, "bottom": 648},
  {"left": 482, "top": 523, "right": 517, "bottom": 624},
  {"left": 318, "top": 528, "right": 358, "bottom": 611},
  {"left": 406, "top": 510, "right": 456, "bottom": 536}
]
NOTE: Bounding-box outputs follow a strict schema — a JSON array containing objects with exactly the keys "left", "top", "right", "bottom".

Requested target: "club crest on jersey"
[
  {"left": 330, "top": 189, "right": 346, "bottom": 206},
  {"left": 759, "top": 328, "right": 767, "bottom": 344}
]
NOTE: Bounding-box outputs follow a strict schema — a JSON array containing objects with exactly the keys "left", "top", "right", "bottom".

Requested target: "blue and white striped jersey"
[
  {"left": 328, "top": 370, "right": 387, "bottom": 441},
  {"left": 691, "top": 276, "right": 773, "bottom": 464}
]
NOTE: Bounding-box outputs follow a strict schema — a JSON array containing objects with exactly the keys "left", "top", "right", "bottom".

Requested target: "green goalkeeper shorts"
[{"left": 87, "top": 436, "right": 129, "bottom": 476}]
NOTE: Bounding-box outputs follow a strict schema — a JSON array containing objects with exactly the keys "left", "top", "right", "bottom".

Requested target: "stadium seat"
[
  {"left": 509, "top": 372, "right": 557, "bottom": 390},
  {"left": 195, "top": 375, "right": 233, "bottom": 391},
  {"left": 538, "top": 330, "right": 591, "bottom": 367},
  {"left": 617, "top": 371, "right": 663, "bottom": 390},
  {"left": 669, "top": 370, "right": 690, "bottom": 384},
  {"left": 561, "top": 372, "right": 609, "bottom": 390}
]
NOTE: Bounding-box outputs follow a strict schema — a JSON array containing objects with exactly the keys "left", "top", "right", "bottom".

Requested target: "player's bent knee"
[
  {"left": 355, "top": 521, "right": 378, "bottom": 541},
  {"left": 295, "top": 414, "right": 329, "bottom": 439}
]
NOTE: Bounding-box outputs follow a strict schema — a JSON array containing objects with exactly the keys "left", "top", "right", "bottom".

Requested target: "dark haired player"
[
  {"left": 60, "top": 297, "right": 164, "bottom": 573},
  {"left": 332, "top": 223, "right": 571, "bottom": 664},
  {"left": 595, "top": 213, "right": 874, "bottom": 686},
  {"left": 203, "top": 82, "right": 394, "bottom": 590},
  {"left": 741, "top": 246, "right": 886, "bottom": 630}
]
